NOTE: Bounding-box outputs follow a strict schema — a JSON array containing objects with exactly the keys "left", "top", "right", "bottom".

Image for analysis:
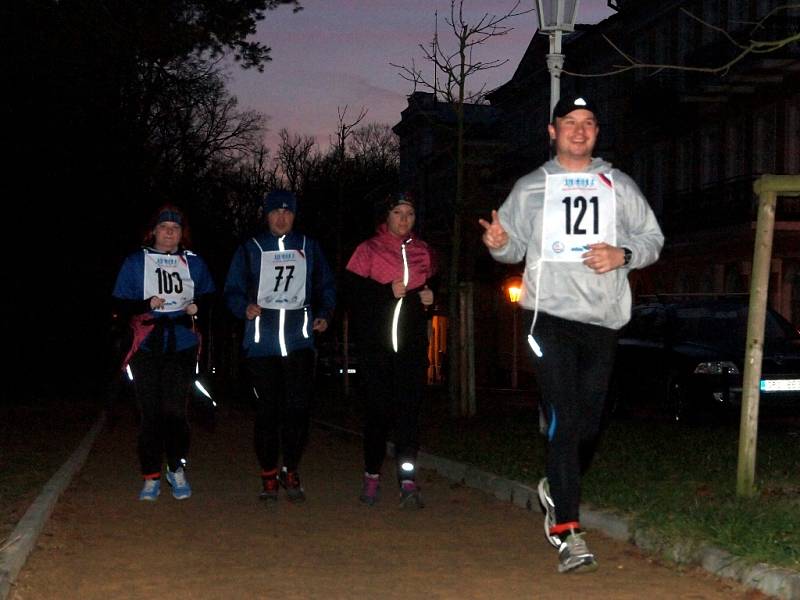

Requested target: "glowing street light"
[
  {"left": 535, "top": 0, "right": 581, "bottom": 119},
  {"left": 504, "top": 275, "right": 524, "bottom": 389},
  {"left": 506, "top": 281, "right": 523, "bottom": 304}
]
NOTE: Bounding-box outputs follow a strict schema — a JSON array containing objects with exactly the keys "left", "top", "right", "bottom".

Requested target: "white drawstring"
[
  {"left": 391, "top": 241, "right": 411, "bottom": 352},
  {"left": 527, "top": 258, "right": 544, "bottom": 357}
]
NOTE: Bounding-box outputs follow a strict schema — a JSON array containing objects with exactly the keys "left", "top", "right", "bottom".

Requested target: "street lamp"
[
  {"left": 536, "top": 0, "right": 581, "bottom": 119},
  {"left": 504, "top": 275, "right": 523, "bottom": 389}
]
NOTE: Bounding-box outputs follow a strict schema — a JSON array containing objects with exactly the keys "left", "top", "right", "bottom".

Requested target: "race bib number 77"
[{"left": 541, "top": 172, "right": 617, "bottom": 262}]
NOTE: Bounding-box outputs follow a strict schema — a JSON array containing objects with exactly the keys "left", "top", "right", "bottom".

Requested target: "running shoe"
[
  {"left": 537, "top": 477, "right": 561, "bottom": 548},
  {"left": 557, "top": 530, "right": 598, "bottom": 574},
  {"left": 139, "top": 478, "right": 161, "bottom": 502},
  {"left": 279, "top": 467, "right": 306, "bottom": 503},
  {"left": 399, "top": 479, "right": 424, "bottom": 509},
  {"left": 260, "top": 474, "right": 279, "bottom": 501},
  {"left": 360, "top": 473, "right": 380, "bottom": 506},
  {"left": 166, "top": 467, "right": 192, "bottom": 500}
]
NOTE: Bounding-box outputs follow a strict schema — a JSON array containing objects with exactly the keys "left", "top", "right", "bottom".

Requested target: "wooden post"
[{"left": 737, "top": 175, "right": 800, "bottom": 497}]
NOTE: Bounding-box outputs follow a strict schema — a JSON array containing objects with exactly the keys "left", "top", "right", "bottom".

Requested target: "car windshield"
[{"left": 670, "top": 304, "right": 797, "bottom": 345}]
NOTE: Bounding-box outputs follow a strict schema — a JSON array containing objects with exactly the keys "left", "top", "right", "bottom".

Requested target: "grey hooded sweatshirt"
[{"left": 490, "top": 157, "right": 664, "bottom": 331}]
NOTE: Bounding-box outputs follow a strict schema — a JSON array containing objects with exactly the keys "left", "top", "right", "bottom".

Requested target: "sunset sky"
[{"left": 227, "top": 0, "right": 616, "bottom": 152}]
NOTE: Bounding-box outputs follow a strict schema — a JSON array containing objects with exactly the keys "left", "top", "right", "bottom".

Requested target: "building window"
[
  {"left": 724, "top": 116, "right": 745, "bottom": 180},
  {"left": 753, "top": 105, "right": 777, "bottom": 175},
  {"left": 676, "top": 135, "right": 694, "bottom": 193},
  {"left": 700, "top": 126, "right": 720, "bottom": 188},
  {"left": 785, "top": 97, "right": 800, "bottom": 174}
]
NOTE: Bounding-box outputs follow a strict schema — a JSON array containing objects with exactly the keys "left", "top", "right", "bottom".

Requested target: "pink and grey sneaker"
[
  {"left": 399, "top": 479, "right": 424, "bottom": 509},
  {"left": 360, "top": 473, "right": 380, "bottom": 506}
]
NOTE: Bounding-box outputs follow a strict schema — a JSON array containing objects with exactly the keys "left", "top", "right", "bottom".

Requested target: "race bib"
[
  {"left": 541, "top": 172, "right": 617, "bottom": 262},
  {"left": 256, "top": 249, "right": 308, "bottom": 309},
  {"left": 142, "top": 252, "right": 195, "bottom": 312}
]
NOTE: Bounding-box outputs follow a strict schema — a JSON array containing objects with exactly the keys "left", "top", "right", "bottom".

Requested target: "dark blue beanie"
[
  {"left": 264, "top": 190, "right": 297, "bottom": 214},
  {"left": 156, "top": 209, "right": 183, "bottom": 226}
]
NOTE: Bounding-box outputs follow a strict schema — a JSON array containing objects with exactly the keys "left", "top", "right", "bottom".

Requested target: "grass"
[{"left": 412, "top": 390, "right": 800, "bottom": 572}]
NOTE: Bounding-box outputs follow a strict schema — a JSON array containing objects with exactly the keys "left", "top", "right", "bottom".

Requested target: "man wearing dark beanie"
[
  {"left": 224, "top": 189, "right": 336, "bottom": 503},
  {"left": 480, "top": 94, "right": 663, "bottom": 573}
]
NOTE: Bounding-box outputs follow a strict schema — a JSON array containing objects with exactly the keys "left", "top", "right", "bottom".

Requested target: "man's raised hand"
[{"left": 479, "top": 210, "right": 509, "bottom": 250}]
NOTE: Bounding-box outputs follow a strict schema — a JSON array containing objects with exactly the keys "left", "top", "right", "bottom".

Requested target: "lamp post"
[
  {"left": 504, "top": 276, "right": 523, "bottom": 389},
  {"left": 536, "top": 0, "right": 580, "bottom": 119}
]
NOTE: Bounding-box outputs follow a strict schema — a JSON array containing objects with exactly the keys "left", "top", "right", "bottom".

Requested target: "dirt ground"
[{"left": 9, "top": 407, "right": 768, "bottom": 600}]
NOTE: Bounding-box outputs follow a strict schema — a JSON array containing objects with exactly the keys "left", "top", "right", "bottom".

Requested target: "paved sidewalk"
[{"left": 4, "top": 407, "right": 775, "bottom": 599}]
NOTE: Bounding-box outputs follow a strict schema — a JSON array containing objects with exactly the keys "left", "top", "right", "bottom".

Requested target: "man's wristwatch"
[{"left": 622, "top": 247, "right": 632, "bottom": 267}]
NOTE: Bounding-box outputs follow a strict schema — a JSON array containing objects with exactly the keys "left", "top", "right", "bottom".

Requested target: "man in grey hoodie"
[{"left": 480, "top": 95, "right": 664, "bottom": 574}]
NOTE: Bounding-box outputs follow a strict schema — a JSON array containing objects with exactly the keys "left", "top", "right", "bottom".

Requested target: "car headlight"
[{"left": 694, "top": 361, "right": 739, "bottom": 375}]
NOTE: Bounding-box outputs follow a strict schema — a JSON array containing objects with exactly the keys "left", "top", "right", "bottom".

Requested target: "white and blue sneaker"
[
  {"left": 166, "top": 467, "right": 192, "bottom": 500},
  {"left": 139, "top": 478, "right": 161, "bottom": 502}
]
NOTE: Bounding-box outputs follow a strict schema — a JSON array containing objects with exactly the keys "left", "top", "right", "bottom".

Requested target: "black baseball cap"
[{"left": 552, "top": 95, "right": 599, "bottom": 122}]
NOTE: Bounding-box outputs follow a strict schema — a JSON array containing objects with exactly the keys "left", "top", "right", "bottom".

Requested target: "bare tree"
[
  {"left": 331, "top": 105, "right": 369, "bottom": 159},
  {"left": 330, "top": 105, "right": 368, "bottom": 270},
  {"left": 392, "top": 0, "right": 531, "bottom": 416},
  {"left": 222, "top": 144, "right": 278, "bottom": 238},
  {"left": 275, "top": 128, "right": 318, "bottom": 194},
  {"left": 564, "top": 4, "right": 800, "bottom": 78},
  {"left": 348, "top": 123, "right": 399, "bottom": 168}
]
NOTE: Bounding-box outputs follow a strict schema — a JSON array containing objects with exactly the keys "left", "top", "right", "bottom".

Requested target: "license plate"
[{"left": 760, "top": 379, "right": 800, "bottom": 392}]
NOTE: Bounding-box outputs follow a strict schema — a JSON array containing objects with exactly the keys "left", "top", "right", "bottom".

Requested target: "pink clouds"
[{"left": 228, "top": 0, "right": 615, "bottom": 151}]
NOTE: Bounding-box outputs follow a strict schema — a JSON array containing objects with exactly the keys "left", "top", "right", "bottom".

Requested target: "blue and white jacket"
[
  {"left": 112, "top": 247, "right": 216, "bottom": 354},
  {"left": 224, "top": 230, "right": 336, "bottom": 358}
]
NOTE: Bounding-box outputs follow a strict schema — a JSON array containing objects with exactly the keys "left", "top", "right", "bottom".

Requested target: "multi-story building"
[
  {"left": 393, "top": 0, "right": 800, "bottom": 388},
  {"left": 489, "top": 0, "right": 800, "bottom": 321}
]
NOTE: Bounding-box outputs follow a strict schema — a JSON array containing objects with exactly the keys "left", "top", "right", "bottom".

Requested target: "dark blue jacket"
[
  {"left": 112, "top": 248, "right": 216, "bottom": 353},
  {"left": 224, "top": 230, "right": 336, "bottom": 358}
]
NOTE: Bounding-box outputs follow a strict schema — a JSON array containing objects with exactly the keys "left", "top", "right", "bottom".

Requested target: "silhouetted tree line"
[{"left": 2, "top": 1, "right": 399, "bottom": 395}]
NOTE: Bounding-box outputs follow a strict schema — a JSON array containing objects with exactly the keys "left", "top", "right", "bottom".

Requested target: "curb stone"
[
  {"left": 315, "top": 419, "right": 800, "bottom": 600},
  {"left": 0, "top": 412, "right": 106, "bottom": 600}
]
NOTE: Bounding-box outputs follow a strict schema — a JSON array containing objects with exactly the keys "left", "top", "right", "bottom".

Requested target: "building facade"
[{"left": 392, "top": 0, "right": 800, "bottom": 388}]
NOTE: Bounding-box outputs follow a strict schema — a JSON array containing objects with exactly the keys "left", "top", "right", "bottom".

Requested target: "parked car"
[{"left": 610, "top": 296, "right": 800, "bottom": 422}]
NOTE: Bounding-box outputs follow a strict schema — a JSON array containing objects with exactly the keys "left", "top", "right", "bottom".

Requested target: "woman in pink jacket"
[{"left": 345, "top": 192, "right": 436, "bottom": 509}]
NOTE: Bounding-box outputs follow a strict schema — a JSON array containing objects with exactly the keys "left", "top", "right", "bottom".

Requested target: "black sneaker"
[{"left": 279, "top": 467, "right": 306, "bottom": 503}]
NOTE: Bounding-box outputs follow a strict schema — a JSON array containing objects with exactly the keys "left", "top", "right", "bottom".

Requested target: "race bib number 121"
[{"left": 541, "top": 172, "right": 616, "bottom": 262}]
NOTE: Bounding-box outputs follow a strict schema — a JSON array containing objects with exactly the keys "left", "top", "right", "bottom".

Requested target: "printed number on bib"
[
  {"left": 143, "top": 252, "right": 195, "bottom": 312},
  {"left": 273, "top": 265, "right": 296, "bottom": 293},
  {"left": 154, "top": 268, "right": 184, "bottom": 295},
  {"left": 257, "top": 249, "right": 307, "bottom": 310},
  {"left": 562, "top": 196, "right": 599, "bottom": 236}
]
